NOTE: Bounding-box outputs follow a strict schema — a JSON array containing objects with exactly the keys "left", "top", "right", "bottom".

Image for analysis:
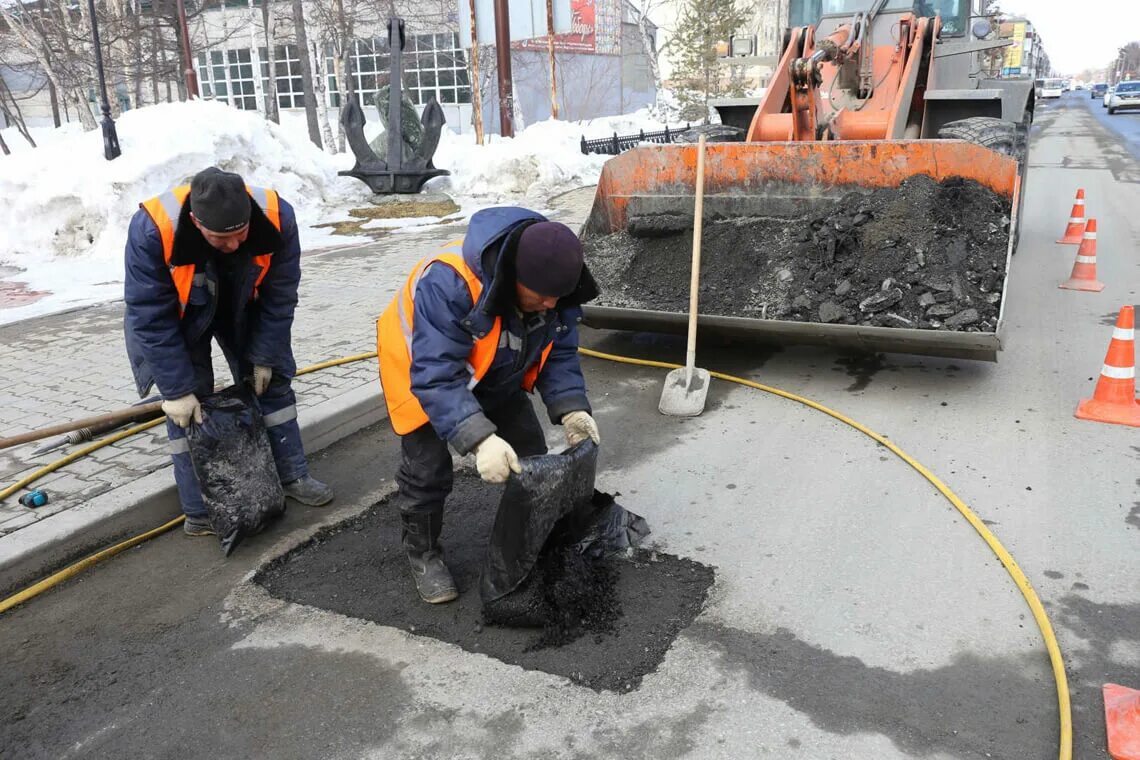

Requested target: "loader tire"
[{"left": 938, "top": 117, "right": 1029, "bottom": 255}]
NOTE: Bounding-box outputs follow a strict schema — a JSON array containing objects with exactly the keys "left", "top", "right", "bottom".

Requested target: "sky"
[{"left": 1003, "top": 0, "right": 1140, "bottom": 75}]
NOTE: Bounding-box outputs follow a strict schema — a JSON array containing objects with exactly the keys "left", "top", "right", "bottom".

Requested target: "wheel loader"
[{"left": 580, "top": 0, "right": 1034, "bottom": 362}]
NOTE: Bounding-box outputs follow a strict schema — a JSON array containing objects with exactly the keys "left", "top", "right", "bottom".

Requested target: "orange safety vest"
[
  {"left": 377, "top": 240, "right": 555, "bottom": 435},
  {"left": 139, "top": 184, "right": 282, "bottom": 317}
]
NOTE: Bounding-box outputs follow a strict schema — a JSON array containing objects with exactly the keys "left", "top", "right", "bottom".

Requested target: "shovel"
[{"left": 659, "top": 134, "right": 711, "bottom": 417}]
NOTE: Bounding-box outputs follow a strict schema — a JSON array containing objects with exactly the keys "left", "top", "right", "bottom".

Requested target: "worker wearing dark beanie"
[
  {"left": 189, "top": 167, "right": 251, "bottom": 233},
  {"left": 514, "top": 221, "right": 584, "bottom": 298},
  {"left": 124, "top": 166, "right": 336, "bottom": 543},
  {"left": 377, "top": 207, "right": 600, "bottom": 605}
]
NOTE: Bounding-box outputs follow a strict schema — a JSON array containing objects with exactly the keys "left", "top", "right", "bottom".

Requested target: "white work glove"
[
  {"left": 562, "top": 411, "right": 600, "bottom": 446},
  {"left": 252, "top": 365, "right": 273, "bottom": 396},
  {"left": 162, "top": 393, "right": 203, "bottom": 428},
  {"left": 474, "top": 434, "right": 521, "bottom": 483}
]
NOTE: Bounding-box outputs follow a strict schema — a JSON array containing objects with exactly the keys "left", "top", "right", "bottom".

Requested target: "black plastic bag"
[
  {"left": 187, "top": 387, "right": 285, "bottom": 555},
  {"left": 480, "top": 440, "right": 650, "bottom": 630}
]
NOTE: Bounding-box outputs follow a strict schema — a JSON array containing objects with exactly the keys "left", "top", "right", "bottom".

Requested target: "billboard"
[
  {"left": 1002, "top": 22, "right": 1025, "bottom": 71},
  {"left": 516, "top": 0, "right": 595, "bottom": 53}
]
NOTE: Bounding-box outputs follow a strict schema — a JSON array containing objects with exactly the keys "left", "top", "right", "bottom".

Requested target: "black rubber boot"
[{"left": 402, "top": 512, "right": 458, "bottom": 604}]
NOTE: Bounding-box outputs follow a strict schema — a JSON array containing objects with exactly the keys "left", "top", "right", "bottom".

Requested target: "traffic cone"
[
  {"left": 1059, "top": 219, "right": 1105, "bottom": 292},
  {"left": 1057, "top": 188, "right": 1086, "bottom": 244},
  {"left": 1104, "top": 683, "right": 1140, "bottom": 760},
  {"left": 1075, "top": 306, "right": 1140, "bottom": 427}
]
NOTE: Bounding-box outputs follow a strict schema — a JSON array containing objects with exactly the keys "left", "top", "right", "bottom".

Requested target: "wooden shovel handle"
[{"left": 685, "top": 134, "right": 706, "bottom": 374}]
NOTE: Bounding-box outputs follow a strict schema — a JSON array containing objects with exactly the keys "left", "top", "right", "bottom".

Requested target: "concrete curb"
[{"left": 0, "top": 382, "right": 387, "bottom": 598}]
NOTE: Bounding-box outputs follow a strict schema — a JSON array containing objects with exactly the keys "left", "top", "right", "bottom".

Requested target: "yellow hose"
[
  {"left": 0, "top": 352, "right": 380, "bottom": 502},
  {"left": 577, "top": 347, "right": 1072, "bottom": 760},
  {"left": 0, "top": 345, "right": 1070, "bottom": 760},
  {"left": 0, "top": 516, "right": 185, "bottom": 614}
]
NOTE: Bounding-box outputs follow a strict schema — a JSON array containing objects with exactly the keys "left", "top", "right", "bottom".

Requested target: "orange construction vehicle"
[{"left": 580, "top": 0, "right": 1033, "bottom": 362}]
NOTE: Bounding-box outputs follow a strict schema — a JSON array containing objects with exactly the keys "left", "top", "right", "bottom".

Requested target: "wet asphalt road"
[{"left": 1, "top": 92, "right": 1139, "bottom": 759}]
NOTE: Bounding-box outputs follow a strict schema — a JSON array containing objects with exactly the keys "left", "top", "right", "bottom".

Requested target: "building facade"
[{"left": 2, "top": 0, "right": 656, "bottom": 134}]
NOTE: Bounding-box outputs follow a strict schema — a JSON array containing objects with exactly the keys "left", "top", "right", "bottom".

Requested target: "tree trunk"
[
  {"left": 132, "top": 0, "right": 144, "bottom": 108},
  {"left": 290, "top": 0, "right": 323, "bottom": 148},
  {"left": 48, "top": 78, "right": 62, "bottom": 127},
  {"left": 638, "top": 15, "right": 662, "bottom": 107},
  {"left": 262, "top": 0, "right": 280, "bottom": 122},
  {"left": 0, "top": 76, "right": 37, "bottom": 147},
  {"left": 248, "top": 0, "right": 266, "bottom": 115},
  {"left": 310, "top": 40, "right": 336, "bottom": 152},
  {"left": 149, "top": 21, "right": 161, "bottom": 105},
  {"left": 219, "top": 1, "right": 235, "bottom": 107},
  {"left": 0, "top": 130, "right": 9, "bottom": 156}
]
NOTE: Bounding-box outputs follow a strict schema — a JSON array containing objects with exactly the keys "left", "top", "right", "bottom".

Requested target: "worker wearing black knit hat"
[
  {"left": 376, "top": 207, "right": 601, "bottom": 604},
  {"left": 124, "top": 166, "right": 335, "bottom": 541}
]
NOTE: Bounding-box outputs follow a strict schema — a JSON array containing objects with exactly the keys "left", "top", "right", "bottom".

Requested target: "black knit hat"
[
  {"left": 515, "top": 222, "right": 584, "bottom": 298},
  {"left": 189, "top": 167, "right": 250, "bottom": 233}
]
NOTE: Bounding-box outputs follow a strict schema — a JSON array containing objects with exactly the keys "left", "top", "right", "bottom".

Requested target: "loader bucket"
[{"left": 580, "top": 140, "right": 1021, "bottom": 363}]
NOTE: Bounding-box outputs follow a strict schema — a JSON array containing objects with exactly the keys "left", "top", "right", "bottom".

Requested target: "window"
[
  {"left": 195, "top": 49, "right": 259, "bottom": 110},
  {"left": 326, "top": 33, "right": 471, "bottom": 108},
  {"left": 271, "top": 44, "right": 307, "bottom": 109}
]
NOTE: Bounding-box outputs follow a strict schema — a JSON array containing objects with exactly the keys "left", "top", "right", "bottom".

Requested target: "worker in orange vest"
[
  {"left": 377, "top": 207, "right": 600, "bottom": 603},
  {"left": 124, "top": 167, "right": 333, "bottom": 537}
]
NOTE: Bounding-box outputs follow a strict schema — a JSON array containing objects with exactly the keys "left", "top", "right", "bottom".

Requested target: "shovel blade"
[{"left": 658, "top": 367, "right": 711, "bottom": 417}]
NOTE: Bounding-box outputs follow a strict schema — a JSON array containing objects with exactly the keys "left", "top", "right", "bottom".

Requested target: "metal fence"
[{"left": 579, "top": 124, "right": 692, "bottom": 155}]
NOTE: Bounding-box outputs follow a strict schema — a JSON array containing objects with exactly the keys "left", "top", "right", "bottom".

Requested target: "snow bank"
[
  {"left": 0, "top": 99, "right": 371, "bottom": 324},
  {"left": 0, "top": 100, "right": 673, "bottom": 324},
  {"left": 431, "top": 108, "right": 668, "bottom": 202}
]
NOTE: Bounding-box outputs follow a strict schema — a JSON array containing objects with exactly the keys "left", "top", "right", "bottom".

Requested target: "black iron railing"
[{"left": 579, "top": 124, "right": 692, "bottom": 155}]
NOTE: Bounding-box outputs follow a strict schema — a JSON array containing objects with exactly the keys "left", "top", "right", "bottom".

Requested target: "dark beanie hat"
[
  {"left": 190, "top": 167, "right": 250, "bottom": 233},
  {"left": 515, "top": 222, "right": 584, "bottom": 297}
]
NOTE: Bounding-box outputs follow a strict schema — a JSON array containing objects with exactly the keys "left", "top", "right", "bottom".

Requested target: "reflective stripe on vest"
[
  {"left": 139, "top": 184, "right": 282, "bottom": 317},
  {"left": 377, "top": 242, "right": 555, "bottom": 435}
]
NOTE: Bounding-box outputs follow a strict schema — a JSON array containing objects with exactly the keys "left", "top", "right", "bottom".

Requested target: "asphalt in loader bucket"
[{"left": 579, "top": 140, "right": 1022, "bottom": 363}]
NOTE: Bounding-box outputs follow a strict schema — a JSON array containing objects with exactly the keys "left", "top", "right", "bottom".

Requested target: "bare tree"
[
  {"left": 261, "top": 0, "right": 280, "bottom": 122},
  {"left": 290, "top": 0, "right": 322, "bottom": 146},
  {"left": 0, "top": 72, "right": 37, "bottom": 148},
  {"left": 309, "top": 39, "right": 336, "bottom": 150},
  {"left": 625, "top": 0, "right": 666, "bottom": 103}
]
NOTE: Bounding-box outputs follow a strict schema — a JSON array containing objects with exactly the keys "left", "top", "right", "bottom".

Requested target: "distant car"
[
  {"left": 1108, "top": 81, "right": 1140, "bottom": 114},
  {"left": 1104, "top": 86, "right": 1115, "bottom": 108},
  {"left": 1092, "top": 83, "right": 1108, "bottom": 99}
]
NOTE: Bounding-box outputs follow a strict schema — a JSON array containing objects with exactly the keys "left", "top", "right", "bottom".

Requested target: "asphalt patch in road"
[{"left": 255, "top": 475, "right": 714, "bottom": 692}]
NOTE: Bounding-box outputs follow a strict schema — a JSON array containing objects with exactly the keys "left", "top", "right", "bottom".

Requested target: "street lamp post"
[
  {"left": 176, "top": 0, "right": 200, "bottom": 98},
  {"left": 87, "top": 0, "right": 121, "bottom": 160}
]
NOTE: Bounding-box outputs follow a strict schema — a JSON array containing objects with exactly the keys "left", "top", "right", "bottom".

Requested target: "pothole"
[{"left": 255, "top": 474, "right": 714, "bottom": 692}]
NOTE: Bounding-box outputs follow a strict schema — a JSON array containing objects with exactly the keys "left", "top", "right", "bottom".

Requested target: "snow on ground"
[
  {"left": 0, "top": 99, "right": 373, "bottom": 324},
  {"left": 0, "top": 100, "right": 669, "bottom": 324},
  {"left": 430, "top": 107, "right": 668, "bottom": 202}
]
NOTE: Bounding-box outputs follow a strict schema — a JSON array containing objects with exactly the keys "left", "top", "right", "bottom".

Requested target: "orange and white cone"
[
  {"left": 1057, "top": 188, "right": 1086, "bottom": 244},
  {"left": 1075, "top": 306, "right": 1140, "bottom": 427},
  {"left": 1059, "top": 218, "right": 1105, "bottom": 292},
  {"left": 1104, "top": 683, "right": 1140, "bottom": 760}
]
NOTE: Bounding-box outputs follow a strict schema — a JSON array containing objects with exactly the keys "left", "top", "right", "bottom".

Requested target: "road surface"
[{"left": 1, "top": 91, "right": 1137, "bottom": 759}]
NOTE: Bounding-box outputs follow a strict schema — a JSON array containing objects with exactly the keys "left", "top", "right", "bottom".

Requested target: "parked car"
[
  {"left": 1092, "top": 83, "right": 1108, "bottom": 99},
  {"left": 1108, "top": 81, "right": 1140, "bottom": 114},
  {"left": 1104, "top": 86, "right": 1115, "bottom": 108}
]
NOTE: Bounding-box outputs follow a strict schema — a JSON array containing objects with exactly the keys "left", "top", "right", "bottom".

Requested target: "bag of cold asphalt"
[
  {"left": 187, "top": 387, "right": 286, "bottom": 555},
  {"left": 481, "top": 440, "right": 650, "bottom": 645}
]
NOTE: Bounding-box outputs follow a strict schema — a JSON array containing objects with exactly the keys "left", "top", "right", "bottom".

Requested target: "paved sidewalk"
[{"left": 0, "top": 188, "right": 597, "bottom": 540}]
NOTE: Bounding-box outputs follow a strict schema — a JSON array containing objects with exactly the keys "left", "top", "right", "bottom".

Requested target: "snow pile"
[
  {"left": 431, "top": 108, "right": 668, "bottom": 202},
  {"left": 0, "top": 99, "right": 678, "bottom": 324},
  {"left": 0, "top": 99, "right": 371, "bottom": 323}
]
